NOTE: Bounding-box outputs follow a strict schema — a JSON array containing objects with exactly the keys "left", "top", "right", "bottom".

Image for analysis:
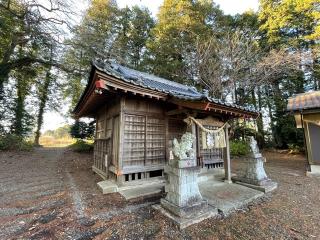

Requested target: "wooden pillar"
[
  {"left": 224, "top": 124, "right": 232, "bottom": 183},
  {"left": 117, "top": 97, "right": 125, "bottom": 186},
  {"left": 195, "top": 125, "right": 201, "bottom": 167},
  {"left": 191, "top": 123, "right": 197, "bottom": 165}
]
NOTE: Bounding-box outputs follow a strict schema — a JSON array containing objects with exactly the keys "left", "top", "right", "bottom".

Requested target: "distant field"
[{"left": 39, "top": 136, "right": 75, "bottom": 147}]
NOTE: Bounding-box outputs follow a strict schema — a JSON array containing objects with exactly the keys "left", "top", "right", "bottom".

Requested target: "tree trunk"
[
  {"left": 256, "top": 87, "right": 265, "bottom": 147},
  {"left": 272, "top": 80, "right": 286, "bottom": 147},
  {"left": 12, "top": 76, "right": 26, "bottom": 136},
  {"left": 34, "top": 70, "right": 51, "bottom": 146},
  {"left": 0, "top": 38, "right": 17, "bottom": 100},
  {"left": 265, "top": 86, "right": 275, "bottom": 144}
]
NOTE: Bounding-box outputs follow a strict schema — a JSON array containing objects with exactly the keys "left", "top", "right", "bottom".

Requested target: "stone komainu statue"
[{"left": 173, "top": 132, "right": 195, "bottom": 160}]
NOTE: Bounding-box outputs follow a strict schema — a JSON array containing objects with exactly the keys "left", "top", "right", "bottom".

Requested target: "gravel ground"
[{"left": 0, "top": 148, "right": 319, "bottom": 240}]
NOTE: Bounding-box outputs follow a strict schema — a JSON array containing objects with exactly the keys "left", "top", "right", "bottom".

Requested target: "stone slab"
[
  {"left": 199, "top": 180, "right": 264, "bottom": 216},
  {"left": 118, "top": 178, "right": 165, "bottom": 190},
  {"left": 235, "top": 181, "right": 278, "bottom": 193},
  {"left": 307, "top": 165, "right": 320, "bottom": 176},
  {"left": 197, "top": 169, "right": 224, "bottom": 183},
  {"left": 119, "top": 183, "right": 164, "bottom": 200},
  {"left": 306, "top": 171, "right": 320, "bottom": 177},
  {"left": 152, "top": 204, "right": 218, "bottom": 229},
  {"left": 231, "top": 175, "right": 272, "bottom": 186},
  {"left": 97, "top": 180, "right": 118, "bottom": 194}
]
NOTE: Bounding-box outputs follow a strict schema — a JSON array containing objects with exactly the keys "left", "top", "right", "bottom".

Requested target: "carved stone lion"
[{"left": 173, "top": 132, "right": 195, "bottom": 160}]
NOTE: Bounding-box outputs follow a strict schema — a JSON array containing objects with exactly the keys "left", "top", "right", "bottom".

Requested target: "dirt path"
[
  {"left": 1, "top": 148, "right": 320, "bottom": 239},
  {"left": 0, "top": 148, "right": 157, "bottom": 240},
  {"left": 0, "top": 148, "right": 67, "bottom": 239}
]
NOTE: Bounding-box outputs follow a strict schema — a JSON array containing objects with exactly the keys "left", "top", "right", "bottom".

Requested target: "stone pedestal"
[
  {"left": 154, "top": 159, "right": 217, "bottom": 229},
  {"left": 162, "top": 163, "right": 206, "bottom": 216},
  {"left": 239, "top": 157, "right": 269, "bottom": 185},
  {"left": 232, "top": 156, "right": 277, "bottom": 193}
]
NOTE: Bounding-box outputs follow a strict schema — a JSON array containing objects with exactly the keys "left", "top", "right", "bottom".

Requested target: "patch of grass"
[
  {"left": 230, "top": 140, "right": 250, "bottom": 156},
  {"left": 0, "top": 134, "right": 33, "bottom": 151},
  {"left": 69, "top": 139, "right": 93, "bottom": 152},
  {"left": 39, "top": 136, "right": 75, "bottom": 147}
]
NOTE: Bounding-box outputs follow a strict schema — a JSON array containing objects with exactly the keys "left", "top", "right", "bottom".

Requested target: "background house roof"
[
  {"left": 93, "top": 60, "right": 258, "bottom": 114},
  {"left": 287, "top": 91, "right": 320, "bottom": 112}
]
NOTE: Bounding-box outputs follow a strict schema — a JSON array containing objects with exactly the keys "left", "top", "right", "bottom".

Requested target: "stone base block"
[
  {"left": 97, "top": 180, "right": 118, "bottom": 194},
  {"left": 231, "top": 175, "right": 271, "bottom": 186},
  {"left": 234, "top": 180, "right": 278, "bottom": 193},
  {"left": 306, "top": 165, "right": 320, "bottom": 176},
  {"left": 160, "top": 198, "right": 208, "bottom": 218},
  {"left": 153, "top": 203, "right": 218, "bottom": 229}
]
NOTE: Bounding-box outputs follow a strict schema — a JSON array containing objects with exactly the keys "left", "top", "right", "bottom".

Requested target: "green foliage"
[
  {"left": 63, "top": 1, "right": 155, "bottom": 108},
  {"left": 274, "top": 115, "right": 304, "bottom": 148},
  {"left": 259, "top": 0, "right": 320, "bottom": 47},
  {"left": 113, "top": 6, "right": 155, "bottom": 69},
  {"left": 0, "top": 0, "right": 318, "bottom": 151},
  {"left": 62, "top": 0, "right": 107, "bottom": 108},
  {"left": 0, "top": 0, "right": 70, "bottom": 139},
  {"left": 232, "top": 121, "right": 265, "bottom": 148},
  {"left": 0, "top": 134, "right": 33, "bottom": 151},
  {"left": 43, "top": 125, "right": 71, "bottom": 139},
  {"left": 230, "top": 140, "right": 250, "bottom": 156},
  {"left": 70, "top": 121, "right": 95, "bottom": 140},
  {"left": 69, "top": 139, "right": 93, "bottom": 152},
  {"left": 146, "top": 0, "right": 225, "bottom": 83}
]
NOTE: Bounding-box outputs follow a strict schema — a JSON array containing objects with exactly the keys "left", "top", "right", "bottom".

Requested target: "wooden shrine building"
[
  {"left": 288, "top": 91, "right": 320, "bottom": 175},
  {"left": 73, "top": 60, "right": 259, "bottom": 189}
]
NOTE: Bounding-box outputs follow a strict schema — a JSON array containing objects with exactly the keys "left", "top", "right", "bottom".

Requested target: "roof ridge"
[
  {"left": 110, "top": 62, "right": 199, "bottom": 93},
  {"left": 92, "top": 60, "right": 258, "bottom": 114}
]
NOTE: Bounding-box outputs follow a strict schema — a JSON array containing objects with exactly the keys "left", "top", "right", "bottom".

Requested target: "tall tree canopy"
[
  {"left": 147, "top": 0, "right": 226, "bottom": 83},
  {"left": 0, "top": 0, "right": 319, "bottom": 150}
]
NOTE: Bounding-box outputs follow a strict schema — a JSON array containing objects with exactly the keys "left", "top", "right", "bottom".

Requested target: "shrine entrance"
[{"left": 180, "top": 116, "right": 231, "bottom": 183}]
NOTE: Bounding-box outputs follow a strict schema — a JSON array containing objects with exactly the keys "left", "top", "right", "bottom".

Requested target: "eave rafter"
[{"left": 169, "top": 99, "right": 259, "bottom": 119}]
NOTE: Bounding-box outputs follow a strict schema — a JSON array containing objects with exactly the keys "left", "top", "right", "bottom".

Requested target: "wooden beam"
[{"left": 166, "top": 108, "right": 188, "bottom": 116}]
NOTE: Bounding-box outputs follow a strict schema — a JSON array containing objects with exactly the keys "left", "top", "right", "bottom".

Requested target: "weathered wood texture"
[
  {"left": 122, "top": 97, "right": 166, "bottom": 170},
  {"left": 93, "top": 95, "right": 225, "bottom": 183},
  {"left": 93, "top": 98, "right": 121, "bottom": 177},
  {"left": 93, "top": 139, "right": 110, "bottom": 179}
]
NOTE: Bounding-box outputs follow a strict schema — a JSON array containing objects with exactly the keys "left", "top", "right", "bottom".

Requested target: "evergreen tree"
[
  {"left": 70, "top": 120, "right": 95, "bottom": 139},
  {"left": 113, "top": 6, "right": 155, "bottom": 70},
  {"left": 147, "top": 0, "right": 225, "bottom": 84}
]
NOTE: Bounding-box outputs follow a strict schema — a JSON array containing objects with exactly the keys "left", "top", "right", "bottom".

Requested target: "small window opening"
[{"left": 149, "top": 170, "right": 162, "bottom": 178}]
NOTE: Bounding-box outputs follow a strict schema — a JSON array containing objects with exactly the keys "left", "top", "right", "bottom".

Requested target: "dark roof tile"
[
  {"left": 94, "top": 60, "right": 258, "bottom": 114},
  {"left": 287, "top": 91, "right": 320, "bottom": 111}
]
